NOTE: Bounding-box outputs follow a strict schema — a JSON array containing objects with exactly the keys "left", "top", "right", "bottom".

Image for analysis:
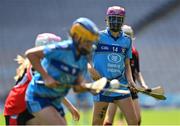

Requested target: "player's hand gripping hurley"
[
  {"left": 109, "top": 79, "right": 166, "bottom": 100},
  {"left": 36, "top": 77, "right": 130, "bottom": 94},
  {"left": 84, "top": 77, "right": 130, "bottom": 94}
]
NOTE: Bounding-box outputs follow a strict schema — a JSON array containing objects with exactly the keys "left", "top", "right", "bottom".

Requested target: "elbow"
[
  {"left": 25, "top": 49, "right": 36, "bottom": 61},
  {"left": 25, "top": 49, "right": 32, "bottom": 59}
]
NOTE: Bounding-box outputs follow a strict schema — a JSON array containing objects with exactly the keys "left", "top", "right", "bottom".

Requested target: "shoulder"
[
  {"left": 99, "top": 29, "right": 109, "bottom": 37},
  {"left": 100, "top": 29, "right": 107, "bottom": 34},
  {"left": 98, "top": 29, "right": 110, "bottom": 43},
  {"left": 45, "top": 40, "right": 72, "bottom": 50},
  {"left": 56, "top": 40, "right": 72, "bottom": 48}
]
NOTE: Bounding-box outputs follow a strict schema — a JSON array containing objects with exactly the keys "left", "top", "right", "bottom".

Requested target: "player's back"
[{"left": 26, "top": 40, "right": 88, "bottom": 99}]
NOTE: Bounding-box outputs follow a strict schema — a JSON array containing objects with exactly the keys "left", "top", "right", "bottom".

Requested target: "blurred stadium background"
[{"left": 0, "top": 0, "right": 180, "bottom": 114}]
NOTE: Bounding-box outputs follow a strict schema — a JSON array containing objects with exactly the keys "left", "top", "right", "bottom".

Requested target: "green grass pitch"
[{"left": 0, "top": 108, "right": 180, "bottom": 125}]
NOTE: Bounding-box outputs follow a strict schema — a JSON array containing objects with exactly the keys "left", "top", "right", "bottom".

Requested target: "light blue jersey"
[
  {"left": 93, "top": 28, "right": 132, "bottom": 98},
  {"left": 26, "top": 40, "right": 88, "bottom": 112}
]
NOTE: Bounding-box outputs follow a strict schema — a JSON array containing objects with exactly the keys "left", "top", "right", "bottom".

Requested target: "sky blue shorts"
[
  {"left": 93, "top": 93, "right": 131, "bottom": 102},
  {"left": 26, "top": 96, "right": 65, "bottom": 117},
  {"left": 93, "top": 82, "right": 131, "bottom": 102}
]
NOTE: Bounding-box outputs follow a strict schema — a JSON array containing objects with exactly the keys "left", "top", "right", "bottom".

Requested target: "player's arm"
[
  {"left": 25, "top": 46, "right": 59, "bottom": 88},
  {"left": 73, "top": 63, "right": 100, "bottom": 92},
  {"left": 133, "top": 52, "right": 148, "bottom": 89},
  {"left": 62, "top": 97, "right": 80, "bottom": 121},
  {"left": 25, "top": 46, "right": 46, "bottom": 77},
  {"left": 73, "top": 70, "right": 104, "bottom": 94},
  {"left": 73, "top": 75, "right": 89, "bottom": 93},
  {"left": 134, "top": 71, "right": 148, "bottom": 89},
  {"left": 87, "top": 63, "right": 101, "bottom": 80},
  {"left": 125, "top": 58, "right": 136, "bottom": 90}
]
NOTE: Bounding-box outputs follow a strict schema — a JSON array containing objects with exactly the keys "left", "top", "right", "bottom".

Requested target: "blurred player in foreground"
[
  {"left": 88, "top": 6, "right": 138, "bottom": 125},
  {"left": 25, "top": 17, "right": 99, "bottom": 125},
  {"left": 4, "top": 33, "right": 80, "bottom": 125},
  {"left": 104, "top": 25, "right": 149, "bottom": 125}
]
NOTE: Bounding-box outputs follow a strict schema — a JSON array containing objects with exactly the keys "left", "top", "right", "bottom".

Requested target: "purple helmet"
[
  {"left": 106, "top": 6, "right": 125, "bottom": 32},
  {"left": 107, "top": 6, "right": 125, "bottom": 16}
]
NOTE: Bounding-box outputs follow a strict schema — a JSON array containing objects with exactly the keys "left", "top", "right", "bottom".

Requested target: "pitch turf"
[{"left": 0, "top": 108, "right": 180, "bottom": 125}]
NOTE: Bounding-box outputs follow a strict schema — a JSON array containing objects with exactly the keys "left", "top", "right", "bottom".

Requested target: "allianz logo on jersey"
[{"left": 108, "top": 53, "right": 121, "bottom": 63}]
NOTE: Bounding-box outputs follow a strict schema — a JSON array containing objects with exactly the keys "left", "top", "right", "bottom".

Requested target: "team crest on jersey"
[
  {"left": 108, "top": 53, "right": 121, "bottom": 63},
  {"left": 121, "top": 48, "right": 126, "bottom": 54}
]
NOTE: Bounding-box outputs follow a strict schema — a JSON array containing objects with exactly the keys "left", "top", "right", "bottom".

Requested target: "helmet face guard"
[
  {"left": 106, "top": 6, "right": 125, "bottom": 32},
  {"left": 106, "top": 16, "right": 124, "bottom": 32}
]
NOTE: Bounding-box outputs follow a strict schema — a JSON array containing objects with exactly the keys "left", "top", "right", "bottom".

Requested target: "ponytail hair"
[{"left": 14, "top": 55, "right": 31, "bottom": 81}]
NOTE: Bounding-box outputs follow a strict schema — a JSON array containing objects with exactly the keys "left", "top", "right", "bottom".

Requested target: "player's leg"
[
  {"left": 26, "top": 107, "right": 66, "bottom": 125},
  {"left": 26, "top": 117, "right": 40, "bottom": 125},
  {"left": 133, "top": 98, "right": 141, "bottom": 125},
  {"left": 131, "top": 91, "right": 141, "bottom": 125},
  {"left": 26, "top": 96, "right": 66, "bottom": 125},
  {"left": 30, "top": 106, "right": 66, "bottom": 125},
  {"left": 114, "top": 96, "right": 139, "bottom": 125},
  {"left": 26, "top": 104, "right": 66, "bottom": 125},
  {"left": 92, "top": 91, "right": 117, "bottom": 125},
  {"left": 16, "top": 109, "right": 34, "bottom": 125},
  {"left": 5, "top": 115, "right": 18, "bottom": 125},
  {"left": 92, "top": 101, "right": 109, "bottom": 125},
  {"left": 4, "top": 109, "right": 34, "bottom": 125},
  {"left": 104, "top": 103, "right": 117, "bottom": 125}
]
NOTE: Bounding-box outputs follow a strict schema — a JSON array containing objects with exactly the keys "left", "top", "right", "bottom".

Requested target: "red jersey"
[
  {"left": 4, "top": 66, "right": 32, "bottom": 116},
  {"left": 130, "top": 46, "right": 140, "bottom": 82}
]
